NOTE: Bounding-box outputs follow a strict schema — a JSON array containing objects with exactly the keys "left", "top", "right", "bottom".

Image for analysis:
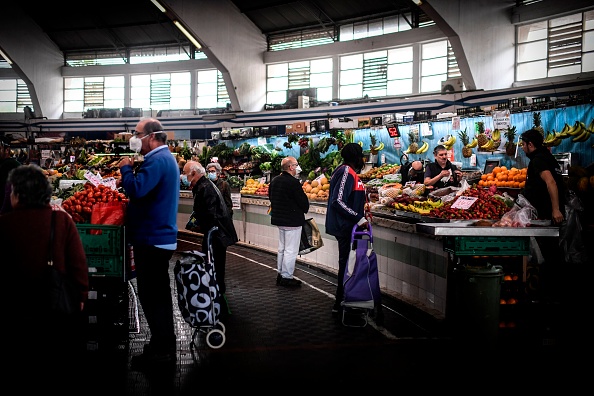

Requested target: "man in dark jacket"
[
  {"left": 325, "top": 143, "right": 368, "bottom": 314},
  {"left": 268, "top": 156, "right": 309, "bottom": 287}
]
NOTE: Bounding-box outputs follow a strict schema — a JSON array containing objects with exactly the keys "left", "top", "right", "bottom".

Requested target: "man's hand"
[{"left": 118, "top": 157, "right": 133, "bottom": 168}]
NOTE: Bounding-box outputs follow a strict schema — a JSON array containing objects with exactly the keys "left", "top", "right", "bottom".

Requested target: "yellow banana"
[
  {"left": 572, "top": 129, "right": 591, "bottom": 143},
  {"left": 480, "top": 138, "right": 494, "bottom": 150},
  {"left": 467, "top": 137, "right": 478, "bottom": 148},
  {"left": 568, "top": 121, "right": 584, "bottom": 136},
  {"left": 416, "top": 141, "right": 429, "bottom": 154},
  {"left": 492, "top": 129, "right": 501, "bottom": 141}
]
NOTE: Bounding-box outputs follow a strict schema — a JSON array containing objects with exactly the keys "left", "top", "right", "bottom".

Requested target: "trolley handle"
[{"left": 351, "top": 223, "right": 373, "bottom": 244}]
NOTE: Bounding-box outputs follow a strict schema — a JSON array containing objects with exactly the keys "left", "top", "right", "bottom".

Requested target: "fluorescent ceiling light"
[
  {"left": 0, "top": 48, "right": 12, "bottom": 65},
  {"left": 173, "top": 20, "right": 202, "bottom": 49},
  {"left": 150, "top": 0, "right": 167, "bottom": 13}
]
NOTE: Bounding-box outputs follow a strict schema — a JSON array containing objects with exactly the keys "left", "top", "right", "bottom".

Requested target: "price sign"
[
  {"left": 84, "top": 170, "right": 103, "bottom": 187},
  {"left": 451, "top": 195, "right": 478, "bottom": 210}
]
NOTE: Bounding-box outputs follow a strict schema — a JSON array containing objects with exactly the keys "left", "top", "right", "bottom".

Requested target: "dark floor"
[{"left": 74, "top": 231, "right": 587, "bottom": 394}]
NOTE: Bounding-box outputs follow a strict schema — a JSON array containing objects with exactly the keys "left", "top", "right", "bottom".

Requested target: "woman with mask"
[
  {"left": 268, "top": 156, "right": 309, "bottom": 287},
  {"left": 424, "top": 144, "right": 463, "bottom": 189},
  {"left": 207, "top": 162, "right": 233, "bottom": 215},
  {"left": 325, "top": 143, "right": 369, "bottom": 315}
]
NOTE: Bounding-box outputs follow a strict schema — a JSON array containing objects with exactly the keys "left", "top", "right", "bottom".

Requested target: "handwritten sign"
[
  {"left": 84, "top": 170, "right": 103, "bottom": 187},
  {"left": 451, "top": 195, "right": 478, "bottom": 210}
]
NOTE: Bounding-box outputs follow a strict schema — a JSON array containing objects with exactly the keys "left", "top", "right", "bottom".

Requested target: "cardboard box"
[
  {"left": 293, "top": 122, "right": 307, "bottom": 133},
  {"left": 114, "top": 132, "right": 132, "bottom": 142},
  {"left": 165, "top": 131, "right": 175, "bottom": 140}
]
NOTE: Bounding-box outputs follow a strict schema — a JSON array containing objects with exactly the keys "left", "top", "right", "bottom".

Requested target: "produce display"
[
  {"left": 302, "top": 176, "right": 330, "bottom": 201},
  {"left": 60, "top": 183, "right": 129, "bottom": 223},
  {"left": 428, "top": 186, "right": 510, "bottom": 220}
]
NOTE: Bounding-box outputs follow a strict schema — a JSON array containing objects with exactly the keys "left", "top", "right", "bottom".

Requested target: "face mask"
[
  {"left": 180, "top": 174, "right": 190, "bottom": 188},
  {"left": 295, "top": 165, "right": 302, "bottom": 174},
  {"left": 129, "top": 133, "right": 150, "bottom": 153},
  {"left": 208, "top": 172, "right": 217, "bottom": 181}
]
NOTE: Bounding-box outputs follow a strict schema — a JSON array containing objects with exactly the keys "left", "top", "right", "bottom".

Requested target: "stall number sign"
[{"left": 451, "top": 195, "right": 478, "bottom": 210}]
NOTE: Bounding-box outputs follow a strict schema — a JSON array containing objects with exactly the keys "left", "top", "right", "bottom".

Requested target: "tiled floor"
[{"left": 75, "top": 231, "right": 587, "bottom": 394}]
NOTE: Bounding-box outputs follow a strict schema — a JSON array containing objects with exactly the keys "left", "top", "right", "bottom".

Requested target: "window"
[
  {"left": 197, "top": 69, "right": 230, "bottom": 109},
  {"left": 516, "top": 10, "right": 594, "bottom": 80},
  {"left": 64, "top": 76, "right": 124, "bottom": 113},
  {"left": 420, "top": 41, "right": 448, "bottom": 93},
  {"left": 131, "top": 72, "right": 191, "bottom": 111},
  {"left": 0, "top": 78, "right": 33, "bottom": 113},
  {"left": 65, "top": 46, "right": 206, "bottom": 67},
  {"left": 266, "top": 58, "right": 332, "bottom": 104},
  {"left": 340, "top": 14, "right": 413, "bottom": 42}
]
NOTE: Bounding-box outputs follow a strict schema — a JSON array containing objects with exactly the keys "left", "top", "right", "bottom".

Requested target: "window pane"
[
  {"left": 0, "top": 80, "right": 16, "bottom": 90},
  {"left": 582, "top": 51, "right": 594, "bottom": 72},
  {"left": 268, "top": 63, "right": 288, "bottom": 77},
  {"left": 131, "top": 98, "right": 150, "bottom": 109},
  {"left": 199, "top": 82, "right": 217, "bottom": 96},
  {"left": 340, "top": 54, "right": 363, "bottom": 70},
  {"left": 518, "top": 22, "right": 547, "bottom": 43},
  {"left": 104, "top": 99, "right": 124, "bottom": 108},
  {"left": 171, "top": 72, "right": 191, "bottom": 84},
  {"left": 421, "top": 75, "right": 445, "bottom": 92},
  {"left": 550, "top": 13, "right": 581, "bottom": 28},
  {"left": 267, "top": 91, "right": 286, "bottom": 104},
  {"left": 198, "top": 70, "right": 217, "bottom": 83},
  {"left": 368, "top": 21, "right": 383, "bottom": 37},
  {"left": 388, "top": 46, "right": 413, "bottom": 63},
  {"left": 585, "top": 10, "right": 594, "bottom": 30},
  {"left": 64, "top": 78, "right": 84, "bottom": 89},
  {"left": 197, "top": 96, "right": 218, "bottom": 108},
  {"left": 388, "top": 63, "right": 412, "bottom": 79},
  {"left": 170, "top": 97, "right": 190, "bottom": 108},
  {"left": 64, "top": 101, "right": 83, "bottom": 112},
  {"left": 0, "top": 91, "right": 15, "bottom": 101},
  {"left": 340, "top": 84, "right": 362, "bottom": 99},
  {"left": 364, "top": 88, "right": 386, "bottom": 98},
  {"left": 64, "top": 89, "right": 84, "bottom": 101},
  {"left": 131, "top": 86, "right": 150, "bottom": 98},
  {"left": 310, "top": 58, "right": 332, "bottom": 73},
  {"left": 340, "top": 25, "right": 353, "bottom": 41},
  {"left": 0, "top": 102, "right": 16, "bottom": 112},
  {"left": 516, "top": 60, "right": 547, "bottom": 80},
  {"left": 317, "top": 87, "right": 332, "bottom": 101},
  {"left": 387, "top": 78, "right": 412, "bottom": 95},
  {"left": 104, "top": 76, "right": 124, "bottom": 87},
  {"left": 340, "top": 69, "right": 362, "bottom": 84},
  {"left": 422, "top": 40, "right": 447, "bottom": 59},
  {"left": 384, "top": 16, "right": 398, "bottom": 34},
  {"left": 422, "top": 57, "right": 447, "bottom": 76},
  {"left": 171, "top": 85, "right": 190, "bottom": 98},
  {"left": 548, "top": 64, "right": 581, "bottom": 77},
  {"left": 289, "top": 60, "right": 309, "bottom": 70},
  {"left": 364, "top": 50, "right": 387, "bottom": 60},
  {"left": 131, "top": 75, "right": 150, "bottom": 86},
  {"left": 354, "top": 22, "right": 367, "bottom": 40},
  {"left": 104, "top": 87, "right": 123, "bottom": 100},
  {"left": 517, "top": 40, "right": 547, "bottom": 62},
  {"left": 399, "top": 13, "right": 412, "bottom": 32},
  {"left": 267, "top": 76, "right": 288, "bottom": 91},
  {"left": 584, "top": 30, "right": 594, "bottom": 52},
  {"left": 310, "top": 72, "right": 332, "bottom": 87}
]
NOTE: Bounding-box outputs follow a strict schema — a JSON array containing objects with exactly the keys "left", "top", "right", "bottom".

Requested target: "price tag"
[
  {"left": 101, "top": 177, "right": 117, "bottom": 190},
  {"left": 451, "top": 195, "right": 478, "bottom": 210},
  {"left": 84, "top": 170, "right": 103, "bottom": 187}
]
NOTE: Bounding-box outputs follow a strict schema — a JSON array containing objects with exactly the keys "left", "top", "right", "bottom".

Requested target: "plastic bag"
[
  {"left": 492, "top": 194, "right": 537, "bottom": 227},
  {"left": 559, "top": 191, "right": 588, "bottom": 264},
  {"left": 91, "top": 201, "right": 126, "bottom": 226}
]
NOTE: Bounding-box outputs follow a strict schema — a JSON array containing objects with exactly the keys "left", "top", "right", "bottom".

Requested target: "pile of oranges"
[
  {"left": 478, "top": 166, "right": 527, "bottom": 189},
  {"left": 302, "top": 177, "right": 330, "bottom": 201}
]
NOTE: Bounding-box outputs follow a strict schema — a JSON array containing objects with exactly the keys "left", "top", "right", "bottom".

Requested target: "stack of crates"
[{"left": 76, "top": 224, "right": 129, "bottom": 355}]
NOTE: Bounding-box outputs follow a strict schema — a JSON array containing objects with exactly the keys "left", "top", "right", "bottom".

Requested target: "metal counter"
[{"left": 416, "top": 222, "right": 559, "bottom": 237}]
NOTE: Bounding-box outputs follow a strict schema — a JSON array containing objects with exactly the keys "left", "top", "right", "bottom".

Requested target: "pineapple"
[
  {"left": 504, "top": 125, "right": 517, "bottom": 156},
  {"left": 407, "top": 130, "right": 418, "bottom": 153},
  {"left": 533, "top": 112, "right": 544, "bottom": 137},
  {"left": 476, "top": 121, "right": 488, "bottom": 149},
  {"left": 459, "top": 128, "right": 472, "bottom": 158}
]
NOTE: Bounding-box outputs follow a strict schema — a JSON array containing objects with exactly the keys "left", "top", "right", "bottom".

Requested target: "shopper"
[
  {"left": 1, "top": 164, "right": 88, "bottom": 391},
  {"left": 182, "top": 161, "right": 238, "bottom": 309},
  {"left": 424, "top": 144, "right": 462, "bottom": 189},
  {"left": 520, "top": 128, "right": 566, "bottom": 304},
  {"left": 0, "top": 136, "right": 21, "bottom": 213},
  {"left": 268, "top": 156, "right": 309, "bottom": 287},
  {"left": 400, "top": 160, "right": 425, "bottom": 184},
  {"left": 325, "top": 143, "right": 368, "bottom": 314},
  {"left": 207, "top": 161, "right": 234, "bottom": 215},
  {"left": 117, "top": 117, "right": 179, "bottom": 370}
]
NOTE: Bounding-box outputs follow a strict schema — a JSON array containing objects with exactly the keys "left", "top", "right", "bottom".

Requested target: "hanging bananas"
[{"left": 415, "top": 141, "right": 429, "bottom": 154}]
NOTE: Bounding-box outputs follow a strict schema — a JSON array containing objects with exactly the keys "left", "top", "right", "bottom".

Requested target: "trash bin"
[{"left": 451, "top": 263, "right": 504, "bottom": 345}]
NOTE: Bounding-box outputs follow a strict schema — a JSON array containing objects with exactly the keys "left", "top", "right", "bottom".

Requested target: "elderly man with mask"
[
  {"left": 207, "top": 162, "right": 233, "bottom": 215},
  {"left": 268, "top": 156, "right": 310, "bottom": 287}
]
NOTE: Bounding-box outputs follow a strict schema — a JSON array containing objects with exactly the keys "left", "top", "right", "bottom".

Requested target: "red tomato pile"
[
  {"left": 429, "top": 187, "right": 510, "bottom": 220},
  {"left": 61, "top": 183, "right": 129, "bottom": 223}
]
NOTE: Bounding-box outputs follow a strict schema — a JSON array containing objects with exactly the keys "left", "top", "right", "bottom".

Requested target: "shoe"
[
  {"left": 278, "top": 277, "right": 302, "bottom": 287},
  {"left": 276, "top": 273, "right": 282, "bottom": 285},
  {"left": 131, "top": 349, "right": 175, "bottom": 371}
]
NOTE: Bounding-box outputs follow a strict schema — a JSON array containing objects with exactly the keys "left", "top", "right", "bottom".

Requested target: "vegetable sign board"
[{"left": 451, "top": 195, "right": 478, "bottom": 210}]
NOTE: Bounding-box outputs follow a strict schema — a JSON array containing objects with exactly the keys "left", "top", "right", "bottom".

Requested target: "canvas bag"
[
  {"left": 342, "top": 224, "right": 381, "bottom": 309},
  {"left": 299, "top": 218, "right": 324, "bottom": 255}
]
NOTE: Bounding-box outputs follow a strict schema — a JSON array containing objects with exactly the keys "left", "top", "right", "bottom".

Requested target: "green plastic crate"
[
  {"left": 76, "top": 224, "right": 124, "bottom": 256},
  {"left": 444, "top": 236, "right": 530, "bottom": 256},
  {"left": 87, "top": 255, "right": 124, "bottom": 278}
]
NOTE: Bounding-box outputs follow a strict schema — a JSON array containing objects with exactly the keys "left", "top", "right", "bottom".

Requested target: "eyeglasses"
[
  {"left": 208, "top": 170, "right": 217, "bottom": 174},
  {"left": 132, "top": 130, "right": 147, "bottom": 137}
]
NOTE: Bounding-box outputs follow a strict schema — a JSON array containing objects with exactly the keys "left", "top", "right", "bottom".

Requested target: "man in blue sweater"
[{"left": 118, "top": 117, "right": 179, "bottom": 370}]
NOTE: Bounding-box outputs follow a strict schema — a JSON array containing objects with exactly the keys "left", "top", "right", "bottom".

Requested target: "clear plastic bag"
[{"left": 559, "top": 191, "right": 588, "bottom": 264}]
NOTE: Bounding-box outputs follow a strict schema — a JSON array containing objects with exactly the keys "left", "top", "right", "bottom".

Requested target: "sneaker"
[
  {"left": 131, "top": 349, "right": 175, "bottom": 371},
  {"left": 278, "top": 277, "right": 302, "bottom": 287}
]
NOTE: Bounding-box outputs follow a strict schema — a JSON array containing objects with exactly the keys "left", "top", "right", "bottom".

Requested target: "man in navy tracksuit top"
[{"left": 325, "top": 143, "right": 368, "bottom": 314}]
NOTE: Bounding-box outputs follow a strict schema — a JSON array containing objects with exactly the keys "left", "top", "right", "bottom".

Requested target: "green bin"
[{"left": 451, "top": 263, "right": 504, "bottom": 344}]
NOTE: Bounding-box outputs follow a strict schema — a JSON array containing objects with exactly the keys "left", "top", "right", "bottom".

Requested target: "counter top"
[{"left": 416, "top": 222, "right": 559, "bottom": 237}]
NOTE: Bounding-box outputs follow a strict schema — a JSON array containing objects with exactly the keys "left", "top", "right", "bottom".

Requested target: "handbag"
[
  {"left": 185, "top": 211, "right": 199, "bottom": 231},
  {"left": 44, "top": 211, "right": 79, "bottom": 316},
  {"left": 299, "top": 218, "right": 324, "bottom": 255}
]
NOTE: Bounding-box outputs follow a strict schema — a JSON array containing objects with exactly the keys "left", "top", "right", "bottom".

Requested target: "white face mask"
[
  {"left": 295, "top": 165, "right": 302, "bottom": 174},
  {"left": 129, "top": 133, "right": 150, "bottom": 153}
]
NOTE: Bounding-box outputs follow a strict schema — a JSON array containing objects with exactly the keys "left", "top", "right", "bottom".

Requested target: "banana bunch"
[
  {"left": 554, "top": 119, "right": 593, "bottom": 143},
  {"left": 543, "top": 130, "right": 562, "bottom": 147},
  {"left": 492, "top": 129, "right": 501, "bottom": 141},
  {"left": 480, "top": 138, "right": 497, "bottom": 150},
  {"left": 466, "top": 137, "right": 478, "bottom": 148},
  {"left": 440, "top": 135, "right": 456, "bottom": 150},
  {"left": 415, "top": 141, "right": 429, "bottom": 154}
]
